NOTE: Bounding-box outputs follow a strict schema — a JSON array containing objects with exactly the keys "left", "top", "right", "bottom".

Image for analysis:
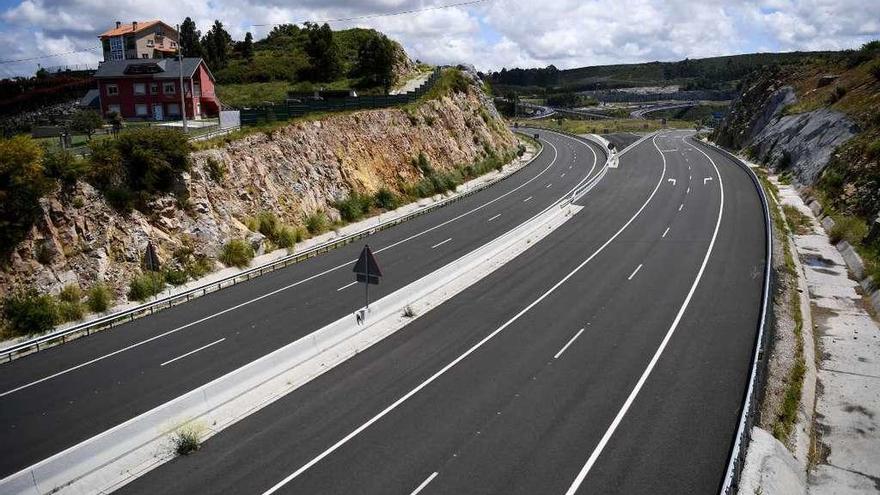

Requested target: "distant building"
[
  {"left": 99, "top": 21, "right": 179, "bottom": 61},
  {"left": 93, "top": 58, "right": 218, "bottom": 120}
]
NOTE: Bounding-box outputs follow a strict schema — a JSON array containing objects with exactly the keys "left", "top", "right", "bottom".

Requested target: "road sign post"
[{"left": 353, "top": 245, "right": 383, "bottom": 320}]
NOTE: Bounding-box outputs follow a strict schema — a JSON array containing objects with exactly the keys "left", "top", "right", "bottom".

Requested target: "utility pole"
[{"left": 177, "top": 24, "right": 188, "bottom": 133}]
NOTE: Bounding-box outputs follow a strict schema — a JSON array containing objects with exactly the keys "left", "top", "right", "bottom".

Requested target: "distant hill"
[{"left": 487, "top": 51, "right": 835, "bottom": 92}]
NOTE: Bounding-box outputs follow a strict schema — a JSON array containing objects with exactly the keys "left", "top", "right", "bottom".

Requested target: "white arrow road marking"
[
  {"left": 667, "top": 178, "right": 676, "bottom": 186},
  {"left": 704, "top": 177, "right": 713, "bottom": 185}
]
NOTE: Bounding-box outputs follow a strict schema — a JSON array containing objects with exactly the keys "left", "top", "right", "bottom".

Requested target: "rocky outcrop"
[
  {"left": 713, "top": 72, "right": 859, "bottom": 186},
  {"left": 0, "top": 81, "right": 516, "bottom": 300}
]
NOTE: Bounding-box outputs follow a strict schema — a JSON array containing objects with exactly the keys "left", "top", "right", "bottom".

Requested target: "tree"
[
  {"left": 0, "top": 136, "right": 53, "bottom": 257},
  {"left": 201, "top": 20, "right": 232, "bottom": 70},
  {"left": 355, "top": 33, "right": 396, "bottom": 93},
  {"left": 179, "top": 17, "right": 202, "bottom": 58},
  {"left": 303, "top": 22, "right": 342, "bottom": 81},
  {"left": 241, "top": 32, "right": 254, "bottom": 62},
  {"left": 69, "top": 110, "right": 103, "bottom": 140}
]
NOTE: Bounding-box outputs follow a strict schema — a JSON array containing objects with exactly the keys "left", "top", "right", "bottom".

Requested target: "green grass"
[
  {"left": 128, "top": 271, "right": 166, "bottom": 301},
  {"left": 216, "top": 81, "right": 296, "bottom": 108},
  {"left": 219, "top": 239, "right": 255, "bottom": 268},
  {"left": 782, "top": 204, "right": 813, "bottom": 234}
]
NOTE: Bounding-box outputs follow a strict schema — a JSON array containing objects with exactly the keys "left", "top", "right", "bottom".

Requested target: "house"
[
  {"left": 99, "top": 21, "right": 179, "bottom": 61},
  {"left": 93, "top": 58, "right": 219, "bottom": 120}
]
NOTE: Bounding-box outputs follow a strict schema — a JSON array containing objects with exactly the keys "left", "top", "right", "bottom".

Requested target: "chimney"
[
  {"left": 132, "top": 21, "right": 138, "bottom": 31},
  {"left": 115, "top": 21, "right": 121, "bottom": 29}
]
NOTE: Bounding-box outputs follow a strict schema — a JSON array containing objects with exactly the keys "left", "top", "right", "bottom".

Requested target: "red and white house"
[{"left": 93, "top": 58, "right": 219, "bottom": 121}]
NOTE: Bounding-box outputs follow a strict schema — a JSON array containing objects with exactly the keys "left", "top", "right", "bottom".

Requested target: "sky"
[{"left": 1, "top": 0, "right": 879, "bottom": 78}]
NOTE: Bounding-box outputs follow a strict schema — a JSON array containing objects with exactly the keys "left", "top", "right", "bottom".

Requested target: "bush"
[
  {"left": 219, "top": 239, "right": 254, "bottom": 268},
  {"left": 870, "top": 62, "right": 880, "bottom": 81},
  {"left": 56, "top": 284, "right": 85, "bottom": 322},
  {"left": 304, "top": 210, "right": 328, "bottom": 235},
  {"left": 205, "top": 157, "right": 226, "bottom": 182},
  {"left": 1, "top": 289, "right": 58, "bottom": 336},
  {"left": 275, "top": 226, "right": 297, "bottom": 249},
  {"left": 171, "top": 424, "right": 203, "bottom": 456},
  {"left": 829, "top": 216, "right": 868, "bottom": 245},
  {"left": 373, "top": 187, "right": 399, "bottom": 210},
  {"left": 43, "top": 148, "right": 89, "bottom": 186},
  {"left": 334, "top": 193, "right": 371, "bottom": 222},
  {"left": 128, "top": 271, "right": 166, "bottom": 301},
  {"left": 1, "top": 136, "right": 54, "bottom": 258},
  {"left": 164, "top": 269, "right": 189, "bottom": 286},
  {"left": 186, "top": 256, "right": 215, "bottom": 279},
  {"left": 413, "top": 151, "right": 434, "bottom": 175},
  {"left": 86, "top": 283, "right": 112, "bottom": 313}
]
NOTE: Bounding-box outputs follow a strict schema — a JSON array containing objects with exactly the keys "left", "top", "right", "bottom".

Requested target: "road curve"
[
  {"left": 118, "top": 131, "right": 766, "bottom": 495},
  {"left": 0, "top": 130, "right": 605, "bottom": 479}
]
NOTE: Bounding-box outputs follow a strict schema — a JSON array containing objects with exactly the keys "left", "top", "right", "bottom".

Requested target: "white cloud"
[{"left": 0, "top": 0, "right": 878, "bottom": 77}]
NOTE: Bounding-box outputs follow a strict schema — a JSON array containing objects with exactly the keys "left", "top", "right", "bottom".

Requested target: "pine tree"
[
  {"left": 303, "top": 22, "right": 342, "bottom": 81},
  {"left": 179, "top": 17, "right": 202, "bottom": 58},
  {"left": 242, "top": 32, "right": 254, "bottom": 62}
]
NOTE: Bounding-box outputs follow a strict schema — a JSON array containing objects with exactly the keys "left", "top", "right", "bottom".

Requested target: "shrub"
[
  {"left": 423, "top": 115, "right": 435, "bottom": 126},
  {"left": 57, "top": 284, "right": 85, "bottom": 322},
  {"left": 414, "top": 151, "right": 434, "bottom": 175},
  {"left": 205, "top": 157, "right": 226, "bottom": 182},
  {"left": 373, "top": 187, "right": 399, "bottom": 210},
  {"left": 829, "top": 216, "right": 868, "bottom": 245},
  {"left": 219, "top": 239, "right": 254, "bottom": 268},
  {"left": 254, "top": 211, "right": 280, "bottom": 238},
  {"left": 186, "top": 256, "right": 215, "bottom": 279},
  {"left": 275, "top": 226, "right": 297, "bottom": 249},
  {"left": 128, "top": 271, "right": 166, "bottom": 301},
  {"left": 164, "top": 269, "right": 189, "bottom": 286},
  {"left": 304, "top": 210, "right": 328, "bottom": 235},
  {"left": 171, "top": 424, "right": 203, "bottom": 456},
  {"left": 334, "top": 193, "right": 371, "bottom": 222},
  {"left": 69, "top": 110, "right": 103, "bottom": 140},
  {"left": 86, "top": 283, "right": 112, "bottom": 313},
  {"left": 0, "top": 136, "right": 54, "bottom": 258},
  {"left": 43, "top": 148, "right": 89, "bottom": 186},
  {"left": 1, "top": 289, "right": 58, "bottom": 336}
]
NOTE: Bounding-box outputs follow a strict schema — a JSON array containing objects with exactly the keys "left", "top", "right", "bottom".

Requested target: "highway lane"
[
  {"left": 0, "top": 130, "right": 605, "bottom": 478},
  {"left": 119, "top": 131, "right": 766, "bottom": 494}
]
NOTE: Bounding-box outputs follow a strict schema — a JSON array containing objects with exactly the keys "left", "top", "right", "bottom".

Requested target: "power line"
[
  {"left": 252, "top": 0, "right": 491, "bottom": 27},
  {"left": 0, "top": 46, "right": 101, "bottom": 65}
]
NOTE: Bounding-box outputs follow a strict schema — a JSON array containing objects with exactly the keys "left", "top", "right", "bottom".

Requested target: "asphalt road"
[
  {"left": 119, "top": 131, "right": 766, "bottom": 495},
  {"left": 0, "top": 129, "right": 606, "bottom": 479}
]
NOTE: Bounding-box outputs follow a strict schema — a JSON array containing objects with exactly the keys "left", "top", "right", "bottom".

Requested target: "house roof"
[
  {"left": 99, "top": 20, "right": 173, "bottom": 38},
  {"left": 93, "top": 58, "right": 213, "bottom": 81},
  {"left": 79, "top": 88, "right": 100, "bottom": 108}
]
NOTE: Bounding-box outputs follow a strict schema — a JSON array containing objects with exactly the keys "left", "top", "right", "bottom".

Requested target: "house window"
[
  {"left": 107, "top": 104, "right": 121, "bottom": 116},
  {"left": 163, "top": 82, "right": 176, "bottom": 94},
  {"left": 106, "top": 84, "right": 119, "bottom": 96},
  {"left": 146, "top": 39, "right": 154, "bottom": 47},
  {"left": 125, "top": 36, "right": 135, "bottom": 50},
  {"left": 167, "top": 103, "right": 180, "bottom": 116},
  {"left": 150, "top": 82, "right": 158, "bottom": 95},
  {"left": 133, "top": 83, "right": 146, "bottom": 95},
  {"left": 135, "top": 103, "right": 148, "bottom": 116},
  {"left": 142, "top": 53, "right": 149, "bottom": 59},
  {"left": 170, "top": 41, "right": 177, "bottom": 48}
]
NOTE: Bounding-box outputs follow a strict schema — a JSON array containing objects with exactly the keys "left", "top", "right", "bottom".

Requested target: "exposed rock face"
[
  {"left": 0, "top": 83, "right": 515, "bottom": 300},
  {"left": 714, "top": 74, "right": 859, "bottom": 186}
]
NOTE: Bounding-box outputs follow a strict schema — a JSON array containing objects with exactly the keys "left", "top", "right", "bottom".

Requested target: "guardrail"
[
  {"left": 688, "top": 138, "right": 774, "bottom": 495},
  {"left": 0, "top": 134, "right": 543, "bottom": 363}
]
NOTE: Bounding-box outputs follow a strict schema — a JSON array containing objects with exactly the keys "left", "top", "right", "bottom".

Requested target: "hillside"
[
  {"left": 712, "top": 41, "right": 880, "bottom": 279},
  {"left": 487, "top": 51, "right": 833, "bottom": 92},
  {"left": 210, "top": 24, "right": 416, "bottom": 107},
  {"left": 0, "top": 67, "right": 517, "bottom": 336}
]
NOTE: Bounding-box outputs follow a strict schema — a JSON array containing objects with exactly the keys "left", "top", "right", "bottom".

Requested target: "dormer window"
[{"left": 146, "top": 39, "right": 154, "bottom": 47}]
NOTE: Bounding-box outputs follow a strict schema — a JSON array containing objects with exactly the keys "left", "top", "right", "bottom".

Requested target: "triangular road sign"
[{"left": 353, "top": 245, "right": 382, "bottom": 284}]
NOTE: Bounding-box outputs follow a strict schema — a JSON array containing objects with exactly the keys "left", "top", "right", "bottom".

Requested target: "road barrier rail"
[
  {"left": 0, "top": 133, "right": 543, "bottom": 363},
  {"left": 689, "top": 138, "right": 774, "bottom": 495}
]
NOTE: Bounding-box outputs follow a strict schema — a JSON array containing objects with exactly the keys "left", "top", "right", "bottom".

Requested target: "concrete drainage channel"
[{"left": 1, "top": 132, "right": 618, "bottom": 495}]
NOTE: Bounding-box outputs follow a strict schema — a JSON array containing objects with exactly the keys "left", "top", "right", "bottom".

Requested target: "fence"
[{"left": 240, "top": 68, "right": 442, "bottom": 126}]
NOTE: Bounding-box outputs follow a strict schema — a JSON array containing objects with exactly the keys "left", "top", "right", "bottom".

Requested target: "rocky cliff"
[{"left": 0, "top": 71, "right": 516, "bottom": 301}]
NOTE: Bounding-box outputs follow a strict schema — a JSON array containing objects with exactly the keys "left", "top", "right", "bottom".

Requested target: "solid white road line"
[
  {"left": 431, "top": 238, "right": 453, "bottom": 249},
  {"left": 410, "top": 472, "right": 439, "bottom": 495},
  {"left": 662, "top": 227, "right": 670, "bottom": 238},
  {"left": 562, "top": 133, "right": 724, "bottom": 495},
  {"left": 3, "top": 134, "right": 601, "bottom": 397},
  {"left": 627, "top": 264, "right": 643, "bottom": 280},
  {"left": 160, "top": 338, "right": 226, "bottom": 367},
  {"left": 554, "top": 328, "right": 586, "bottom": 359},
  {"left": 258, "top": 134, "right": 667, "bottom": 495},
  {"left": 336, "top": 281, "right": 358, "bottom": 292},
  {"left": 523, "top": 196, "right": 533, "bottom": 202},
  {"left": 487, "top": 214, "right": 501, "bottom": 222}
]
